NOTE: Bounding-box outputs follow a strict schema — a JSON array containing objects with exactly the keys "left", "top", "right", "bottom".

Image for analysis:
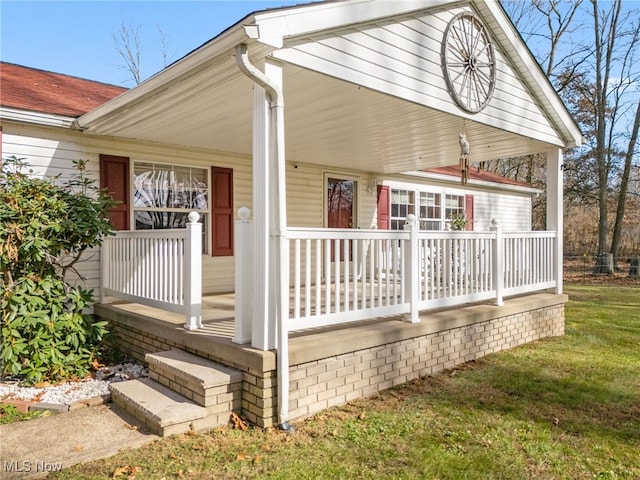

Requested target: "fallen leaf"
[
  {"left": 32, "top": 391, "right": 46, "bottom": 402},
  {"left": 261, "top": 444, "right": 272, "bottom": 452},
  {"left": 553, "top": 417, "right": 560, "bottom": 426},
  {"left": 127, "top": 465, "right": 141, "bottom": 479},
  {"left": 112, "top": 465, "right": 131, "bottom": 479},
  {"left": 236, "top": 452, "right": 250, "bottom": 461},
  {"left": 358, "top": 411, "right": 366, "bottom": 421},
  {"left": 124, "top": 423, "right": 138, "bottom": 431},
  {"left": 34, "top": 381, "right": 50, "bottom": 388},
  {"left": 71, "top": 445, "right": 84, "bottom": 452},
  {"left": 253, "top": 455, "right": 262, "bottom": 464},
  {"left": 230, "top": 412, "right": 248, "bottom": 430},
  {"left": 92, "top": 359, "right": 105, "bottom": 370}
]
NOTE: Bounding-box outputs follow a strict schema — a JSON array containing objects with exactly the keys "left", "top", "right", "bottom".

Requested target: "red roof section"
[
  {"left": 0, "top": 62, "right": 127, "bottom": 117},
  {"left": 423, "top": 165, "right": 531, "bottom": 188}
]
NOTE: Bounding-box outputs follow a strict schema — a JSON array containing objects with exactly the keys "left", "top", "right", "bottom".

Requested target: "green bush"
[{"left": 0, "top": 156, "right": 114, "bottom": 384}]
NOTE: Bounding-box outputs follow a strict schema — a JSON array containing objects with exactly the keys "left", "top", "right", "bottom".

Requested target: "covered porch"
[{"left": 81, "top": 0, "right": 582, "bottom": 428}]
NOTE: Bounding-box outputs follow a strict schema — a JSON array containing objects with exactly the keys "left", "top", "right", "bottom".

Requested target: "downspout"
[{"left": 235, "top": 43, "right": 293, "bottom": 432}]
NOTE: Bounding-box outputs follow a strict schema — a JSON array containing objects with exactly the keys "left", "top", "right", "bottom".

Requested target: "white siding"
[
  {"left": 2, "top": 122, "right": 253, "bottom": 295},
  {"left": 275, "top": 4, "right": 563, "bottom": 147}
]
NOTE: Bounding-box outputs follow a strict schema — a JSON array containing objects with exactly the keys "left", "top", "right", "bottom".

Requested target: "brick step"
[
  {"left": 110, "top": 377, "right": 221, "bottom": 437},
  {"left": 146, "top": 349, "right": 243, "bottom": 408}
]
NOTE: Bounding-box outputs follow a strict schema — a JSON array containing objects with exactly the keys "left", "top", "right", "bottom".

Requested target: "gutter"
[{"left": 235, "top": 43, "right": 293, "bottom": 432}]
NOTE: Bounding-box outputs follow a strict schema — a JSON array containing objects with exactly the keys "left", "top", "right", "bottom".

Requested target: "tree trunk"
[
  {"left": 610, "top": 99, "right": 640, "bottom": 260},
  {"left": 593, "top": 253, "right": 614, "bottom": 274},
  {"left": 629, "top": 256, "right": 640, "bottom": 277}
]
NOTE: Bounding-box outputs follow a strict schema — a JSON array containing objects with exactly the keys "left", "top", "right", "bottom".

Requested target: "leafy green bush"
[{"left": 1, "top": 156, "right": 114, "bottom": 384}]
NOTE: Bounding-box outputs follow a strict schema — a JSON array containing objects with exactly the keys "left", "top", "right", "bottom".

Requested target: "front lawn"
[{"left": 53, "top": 285, "right": 640, "bottom": 479}]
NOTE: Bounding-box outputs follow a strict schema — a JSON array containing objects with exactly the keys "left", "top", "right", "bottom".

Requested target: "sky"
[{"left": 0, "top": 1, "right": 302, "bottom": 87}]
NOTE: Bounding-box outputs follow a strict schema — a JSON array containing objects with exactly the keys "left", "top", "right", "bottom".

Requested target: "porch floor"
[{"left": 96, "top": 290, "right": 566, "bottom": 373}]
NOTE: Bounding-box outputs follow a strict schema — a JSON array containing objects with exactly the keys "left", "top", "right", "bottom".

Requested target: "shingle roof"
[
  {"left": 0, "top": 62, "right": 127, "bottom": 117},
  {"left": 423, "top": 165, "right": 531, "bottom": 188}
]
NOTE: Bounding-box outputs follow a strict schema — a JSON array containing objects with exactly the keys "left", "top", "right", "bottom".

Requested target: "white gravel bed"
[{"left": 0, "top": 363, "right": 148, "bottom": 406}]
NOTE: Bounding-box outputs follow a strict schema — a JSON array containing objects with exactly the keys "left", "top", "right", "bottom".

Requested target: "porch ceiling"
[{"left": 81, "top": 52, "right": 550, "bottom": 174}]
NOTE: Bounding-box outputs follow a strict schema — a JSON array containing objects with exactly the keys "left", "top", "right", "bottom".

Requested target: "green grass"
[
  {"left": 53, "top": 285, "right": 639, "bottom": 480},
  {"left": 0, "top": 404, "right": 49, "bottom": 424}
]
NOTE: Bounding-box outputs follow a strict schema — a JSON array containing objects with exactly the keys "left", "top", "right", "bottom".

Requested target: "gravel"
[{"left": 0, "top": 363, "right": 148, "bottom": 406}]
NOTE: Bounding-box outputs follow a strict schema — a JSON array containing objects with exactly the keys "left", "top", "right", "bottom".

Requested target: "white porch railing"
[
  {"left": 283, "top": 218, "right": 557, "bottom": 332},
  {"left": 99, "top": 212, "right": 202, "bottom": 330}
]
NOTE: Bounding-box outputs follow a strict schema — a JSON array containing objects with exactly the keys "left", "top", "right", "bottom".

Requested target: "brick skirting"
[
  {"left": 101, "top": 294, "right": 565, "bottom": 428},
  {"left": 287, "top": 301, "right": 565, "bottom": 421}
]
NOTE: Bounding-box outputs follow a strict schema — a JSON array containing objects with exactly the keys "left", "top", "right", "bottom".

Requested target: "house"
[{"left": 0, "top": 0, "right": 581, "bottom": 434}]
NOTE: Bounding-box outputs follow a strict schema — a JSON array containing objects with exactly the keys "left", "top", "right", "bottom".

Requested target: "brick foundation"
[
  {"left": 287, "top": 302, "right": 564, "bottom": 420},
  {"left": 101, "top": 295, "right": 565, "bottom": 428}
]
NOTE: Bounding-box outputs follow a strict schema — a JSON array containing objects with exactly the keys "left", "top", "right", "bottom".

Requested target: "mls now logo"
[{"left": 3, "top": 460, "right": 63, "bottom": 473}]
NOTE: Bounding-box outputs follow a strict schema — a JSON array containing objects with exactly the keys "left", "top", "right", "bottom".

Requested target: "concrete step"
[
  {"left": 110, "top": 377, "right": 225, "bottom": 437},
  {"left": 146, "top": 349, "right": 242, "bottom": 408}
]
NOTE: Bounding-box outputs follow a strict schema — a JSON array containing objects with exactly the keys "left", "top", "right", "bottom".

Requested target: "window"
[
  {"left": 445, "top": 194, "right": 465, "bottom": 221},
  {"left": 390, "top": 189, "right": 414, "bottom": 230},
  {"left": 133, "top": 162, "right": 209, "bottom": 251},
  {"left": 388, "top": 189, "right": 468, "bottom": 231},
  {"left": 419, "top": 192, "right": 442, "bottom": 230}
]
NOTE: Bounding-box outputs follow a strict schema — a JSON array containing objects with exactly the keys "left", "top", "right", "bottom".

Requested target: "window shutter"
[
  {"left": 377, "top": 185, "right": 390, "bottom": 229},
  {"left": 211, "top": 166, "right": 234, "bottom": 256},
  {"left": 100, "top": 154, "right": 130, "bottom": 230},
  {"left": 465, "top": 194, "right": 474, "bottom": 231}
]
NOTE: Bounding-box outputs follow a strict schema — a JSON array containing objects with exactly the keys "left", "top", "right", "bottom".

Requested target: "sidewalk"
[{"left": 0, "top": 404, "right": 158, "bottom": 479}]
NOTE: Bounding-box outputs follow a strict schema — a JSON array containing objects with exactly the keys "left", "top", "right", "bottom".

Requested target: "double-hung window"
[{"left": 133, "top": 162, "right": 209, "bottom": 251}]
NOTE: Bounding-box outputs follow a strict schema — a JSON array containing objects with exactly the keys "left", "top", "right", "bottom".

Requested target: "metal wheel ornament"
[{"left": 442, "top": 12, "right": 496, "bottom": 113}]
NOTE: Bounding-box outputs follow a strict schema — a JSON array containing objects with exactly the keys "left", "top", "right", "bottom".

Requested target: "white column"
[
  {"left": 99, "top": 239, "right": 110, "bottom": 304},
  {"left": 403, "top": 214, "right": 420, "bottom": 323},
  {"left": 184, "top": 212, "right": 202, "bottom": 330},
  {"left": 251, "top": 59, "right": 285, "bottom": 351},
  {"left": 547, "top": 148, "right": 563, "bottom": 294},
  {"left": 234, "top": 207, "right": 253, "bottom": 344}
]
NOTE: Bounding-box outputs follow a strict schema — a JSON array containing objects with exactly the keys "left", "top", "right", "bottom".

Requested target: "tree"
[
  {"left": 113, "top": 22, "right": 177, "bottom": 86},
  {"left": 113, "top": 22, "right": 142, "bottom": 85},
  {"left": 502, "top": 0, "right": 640, "bottom": 271}
]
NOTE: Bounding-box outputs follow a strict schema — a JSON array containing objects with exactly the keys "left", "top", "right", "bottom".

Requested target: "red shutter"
[
  {"left": 211, "top": 166, "right": 234, "bottom": 256},
  {"left": 99, "top": 154, "right": 130, "bottom": 230},
  {"left": 377, "top": 185, "right": 390, "bottom": 230},
  {"left": 465, "top": 195, "right": 474, "bottom": 231}
]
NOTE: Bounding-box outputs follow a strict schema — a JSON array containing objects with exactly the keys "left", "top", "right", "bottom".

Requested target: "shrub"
[{"left": 0, "top": 156, "right": 114, "bottom": 384}]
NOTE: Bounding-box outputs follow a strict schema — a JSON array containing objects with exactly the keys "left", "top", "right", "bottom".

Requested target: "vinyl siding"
[
  {"left": 275, "top": 4, "right": 563, "bottom": 146},
  {"left": 1, "top": 122, "right": 253, "bottom": 295}
]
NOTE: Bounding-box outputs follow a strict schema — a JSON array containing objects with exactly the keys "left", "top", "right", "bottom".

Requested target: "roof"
[
  {"left": 423, "top": 165, "right": 531, "bottom": 188},
  {"left": 0, "top": 62, "right": 127, "bottom": 117}
]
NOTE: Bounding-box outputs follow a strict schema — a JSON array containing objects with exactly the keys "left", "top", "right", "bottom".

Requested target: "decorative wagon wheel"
[{"left": 442, "top": 12, "right": 496, "bottom": 113}]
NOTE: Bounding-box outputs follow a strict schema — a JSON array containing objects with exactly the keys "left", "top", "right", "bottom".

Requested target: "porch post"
[
  {"left": 184, "top": 212, "right": 202, "bottom": 330},
  {"left": 99, "top": 238, "right": 110, "bottom": 304},
  {"left": 547, "top": 148, "right": 564, "bottom": 294},
  {"left": 233, "top": 207, "right": 253, "bottom": 344},
  {"left": 403, "top": 214, "right": 420, "bottom": 323},
  {"left": 251, "top": 58, "right": 277, "bottom": 350},
  {"left": 491, "top": 219, "right": 504, "bottom": 306}
]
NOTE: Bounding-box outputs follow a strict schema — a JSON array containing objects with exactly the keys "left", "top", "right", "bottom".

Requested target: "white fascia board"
[
  {"left": 477, "top": 0, "right": 583, "bottom": 148},
  {"left": 77, "top": 22, "right": 251, "bottom": 129},
  {"left": 0, "top": 107, "right": 76, "bottom": 129},
  {"left": 253, "top": 0, "right": 458, "bottom": 48},
  {"left": 404, "top": 170, "right": 543, "bottom": 195}
]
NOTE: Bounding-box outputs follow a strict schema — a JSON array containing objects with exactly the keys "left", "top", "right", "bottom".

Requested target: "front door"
[{"left": 326, "top": 176, "right": 357, "bottom": 263}]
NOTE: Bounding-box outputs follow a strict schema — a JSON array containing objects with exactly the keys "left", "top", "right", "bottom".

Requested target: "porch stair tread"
[
  {"left": 110, "top": 377, "right": 206, "bottom": 436},
  {"left": 147, "top": 349, "right": 242, "bottom": 389}
]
